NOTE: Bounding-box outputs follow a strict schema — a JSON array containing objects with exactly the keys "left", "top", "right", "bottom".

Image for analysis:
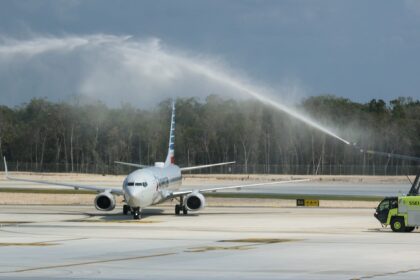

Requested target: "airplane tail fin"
[{"left": 164, "top": 101, "right": 176, "bottom": 166}]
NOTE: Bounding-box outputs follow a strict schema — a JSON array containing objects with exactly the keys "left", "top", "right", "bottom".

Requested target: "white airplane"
[{"left": 3, "top": 102, "right": 308, "bottom": 219}]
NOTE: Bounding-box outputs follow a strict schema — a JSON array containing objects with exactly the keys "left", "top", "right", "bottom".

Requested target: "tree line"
[{"left": 0, "top": 95, "right": 419, "bottom": 175}]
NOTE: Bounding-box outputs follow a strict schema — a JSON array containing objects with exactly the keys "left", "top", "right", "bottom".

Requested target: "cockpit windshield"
[
  {"left": 378, "top": 200, "right": 390, "bottom": 211},
  {"left": 135, "top": 182, "right": 148, "bottom": 187},
  {"left": 377, "top": 198, "right": 398, "bottom": 211}
]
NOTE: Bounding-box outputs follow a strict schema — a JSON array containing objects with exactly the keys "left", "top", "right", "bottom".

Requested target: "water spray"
[
  {"left": 190, "top": 62, "right": 352, "bottom": 146},
  {"left": 350, "top": 142, "right": 420, "bottom": 163}
]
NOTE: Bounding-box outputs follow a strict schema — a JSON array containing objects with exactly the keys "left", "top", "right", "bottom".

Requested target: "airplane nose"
[{"left": 125, "top": 186, "right": 142, "bottom": 206}]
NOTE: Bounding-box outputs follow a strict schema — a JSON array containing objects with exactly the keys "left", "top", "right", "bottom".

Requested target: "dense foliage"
[{"left": 0, "top": 95, "right": 419, "bottom": 175}]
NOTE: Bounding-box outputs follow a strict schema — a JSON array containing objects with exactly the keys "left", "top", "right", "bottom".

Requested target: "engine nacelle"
[
  {"left": 94, "top": 192, "right": 116, "bottom": 211},
  {"left": 185, "top": 192, "right": 205, "bottom": 211}
]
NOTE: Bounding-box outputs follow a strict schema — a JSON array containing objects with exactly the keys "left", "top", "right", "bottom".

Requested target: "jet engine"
[
  {"left": 185, "top": 192, "right": 205, "bottom": 211},
  {"left": 94, "top": 192, "right": 116, "bottom": 211}
]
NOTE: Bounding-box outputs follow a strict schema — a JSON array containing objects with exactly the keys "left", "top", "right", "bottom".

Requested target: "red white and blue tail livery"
[{"left": 165, "top": 101, "right": 176, "bottom": 166}]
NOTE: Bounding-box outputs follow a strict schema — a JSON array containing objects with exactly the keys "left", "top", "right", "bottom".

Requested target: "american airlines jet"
[{"left": 3, "top": 102, "right": 308, "bottom": 219}]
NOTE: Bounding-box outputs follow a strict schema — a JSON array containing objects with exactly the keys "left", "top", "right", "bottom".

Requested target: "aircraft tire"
[
  {"left": 182, "top": 206, "right": 188, "bottom": 215},
  {"left": 133, "top": 208, "right": 141, "bottom": 220},
  {"left": 175, "top": 205, "right": 181, "bottom": 215},
  {"left": 123, "top": 205, "right": 130, "bottom": 215}
]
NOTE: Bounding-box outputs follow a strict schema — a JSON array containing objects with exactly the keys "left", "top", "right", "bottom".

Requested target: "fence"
[{"left": 2, "top": 162, "right": 419, "bottom": 176}]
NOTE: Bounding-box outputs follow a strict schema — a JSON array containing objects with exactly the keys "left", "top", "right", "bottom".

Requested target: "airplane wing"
[
  {"left": 114, "top": 160, "right": 234, "bottom": 171},
  {"left": 114, "top": 161, "right": 148, "bottom": 168},
  {"left": 169, "top": 178, "right": 310, "bottom": 197},
  {"left": 3, "top": 157, "right": 123, "bottom": 195},
  {"left": 180, "top": 161, "right": 235, "bottom": 172}
]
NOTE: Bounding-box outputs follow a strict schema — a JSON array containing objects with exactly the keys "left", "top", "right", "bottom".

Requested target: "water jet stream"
[{"left": 189, "top": 63, "right": 352, "bottom": 146}]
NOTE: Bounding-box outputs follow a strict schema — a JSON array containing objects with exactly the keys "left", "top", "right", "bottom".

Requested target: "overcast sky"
[{"left": 0, "top": 0, "right": 420, "bottom": 107}]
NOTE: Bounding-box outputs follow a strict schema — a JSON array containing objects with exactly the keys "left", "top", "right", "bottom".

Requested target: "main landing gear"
[
  {"left": 123, "top": 205, "right": 141, "bottom": 220},
  {"left": 175, "top": 196, "right": 188, "bottom": 216},
  {"left": 123, "top": 205, "right": 130, "bottom": 215}
]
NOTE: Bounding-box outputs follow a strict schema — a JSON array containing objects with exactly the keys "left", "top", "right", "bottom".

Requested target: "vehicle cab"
[{"left": 374, "top": 196, "right": 398, "bottom": 224}]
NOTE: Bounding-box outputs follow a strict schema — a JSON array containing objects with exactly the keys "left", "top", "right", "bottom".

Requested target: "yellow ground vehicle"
[{"left": 375, "top": 174, "right": 420, "bottom": 232}]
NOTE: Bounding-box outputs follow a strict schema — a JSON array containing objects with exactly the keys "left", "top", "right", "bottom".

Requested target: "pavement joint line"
[{"left": 0, "top": 252, "right": 177, "bottom": 274}]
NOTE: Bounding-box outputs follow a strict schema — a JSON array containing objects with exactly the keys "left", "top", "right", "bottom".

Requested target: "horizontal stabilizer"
[{"left": 180, "top": 161, "right": 235, "bottom": 172}]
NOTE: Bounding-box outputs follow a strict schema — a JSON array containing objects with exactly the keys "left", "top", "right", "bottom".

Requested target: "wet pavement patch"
[
  {"left": 0, "top": 221, "right": 31, "bottom": 224},
  {"left": 186, "top": 238, "right": 300, "bottom": 253},
  {"left": 218, "top": 238, "right": 300, "bottom": 244},
  {"left": 69, "top": 219, "right": 160, "bottom": 224},
  {"left": 185, "top": 245, "right": 252, "bottom": 253},
  {"left": 0, "top": 242, "right": 57, "bottom": 247}
]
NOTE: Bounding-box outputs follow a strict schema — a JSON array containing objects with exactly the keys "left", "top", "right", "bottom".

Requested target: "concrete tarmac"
[{"left": 1, "top": 205, "right": 420, "bottom": 280}]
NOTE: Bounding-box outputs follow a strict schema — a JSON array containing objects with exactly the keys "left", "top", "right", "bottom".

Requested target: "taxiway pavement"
[{"left": 0, "top": 205, "right": 419, "bottom": 280}]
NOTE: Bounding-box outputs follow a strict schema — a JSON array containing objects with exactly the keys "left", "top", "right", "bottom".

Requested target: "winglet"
[{"left": 3, "top": 156, "right": 8, "bottom": 178}]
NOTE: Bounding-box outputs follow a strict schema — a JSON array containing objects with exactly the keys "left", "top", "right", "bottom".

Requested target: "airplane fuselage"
[{"left": 123, "top": 164, "right": 182, "bottom": 208}]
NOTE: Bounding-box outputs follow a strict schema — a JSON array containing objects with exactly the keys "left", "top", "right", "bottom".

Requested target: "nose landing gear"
[
  {"left": 132, "top": 207, "right": 141, "bottom": 220},
  {"left": 122, "top": 205, "right": 141, "bottom": 220}
]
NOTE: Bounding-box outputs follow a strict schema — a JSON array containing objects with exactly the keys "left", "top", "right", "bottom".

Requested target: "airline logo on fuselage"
[{"left": 158, "top": 177, "right": 169, "bottom": 189}]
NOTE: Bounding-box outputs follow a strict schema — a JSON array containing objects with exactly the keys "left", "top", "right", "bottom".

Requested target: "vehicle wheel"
[
  {"left": 175, "top": 205, "right": 181, "bottom": 215},
  {"left": 182, "top": 206, "right": 188, "bottom": 215},
  {"left": 405, "top": 226, "right": 415, "bottom": 232},
  {"left": 123, "top": 205, "right": 130, "bottom": 215},
  {"left": 391, "top": 217, "right": 406, "bottom": 232}
]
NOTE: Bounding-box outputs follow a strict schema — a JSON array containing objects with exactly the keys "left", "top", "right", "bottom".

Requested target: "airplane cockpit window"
[
  {"left": 135, "top": 182, "right": 148, "bottom": 187},
  {"left": 127, "top": 182, "right": 134, "bottom": 186}
]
